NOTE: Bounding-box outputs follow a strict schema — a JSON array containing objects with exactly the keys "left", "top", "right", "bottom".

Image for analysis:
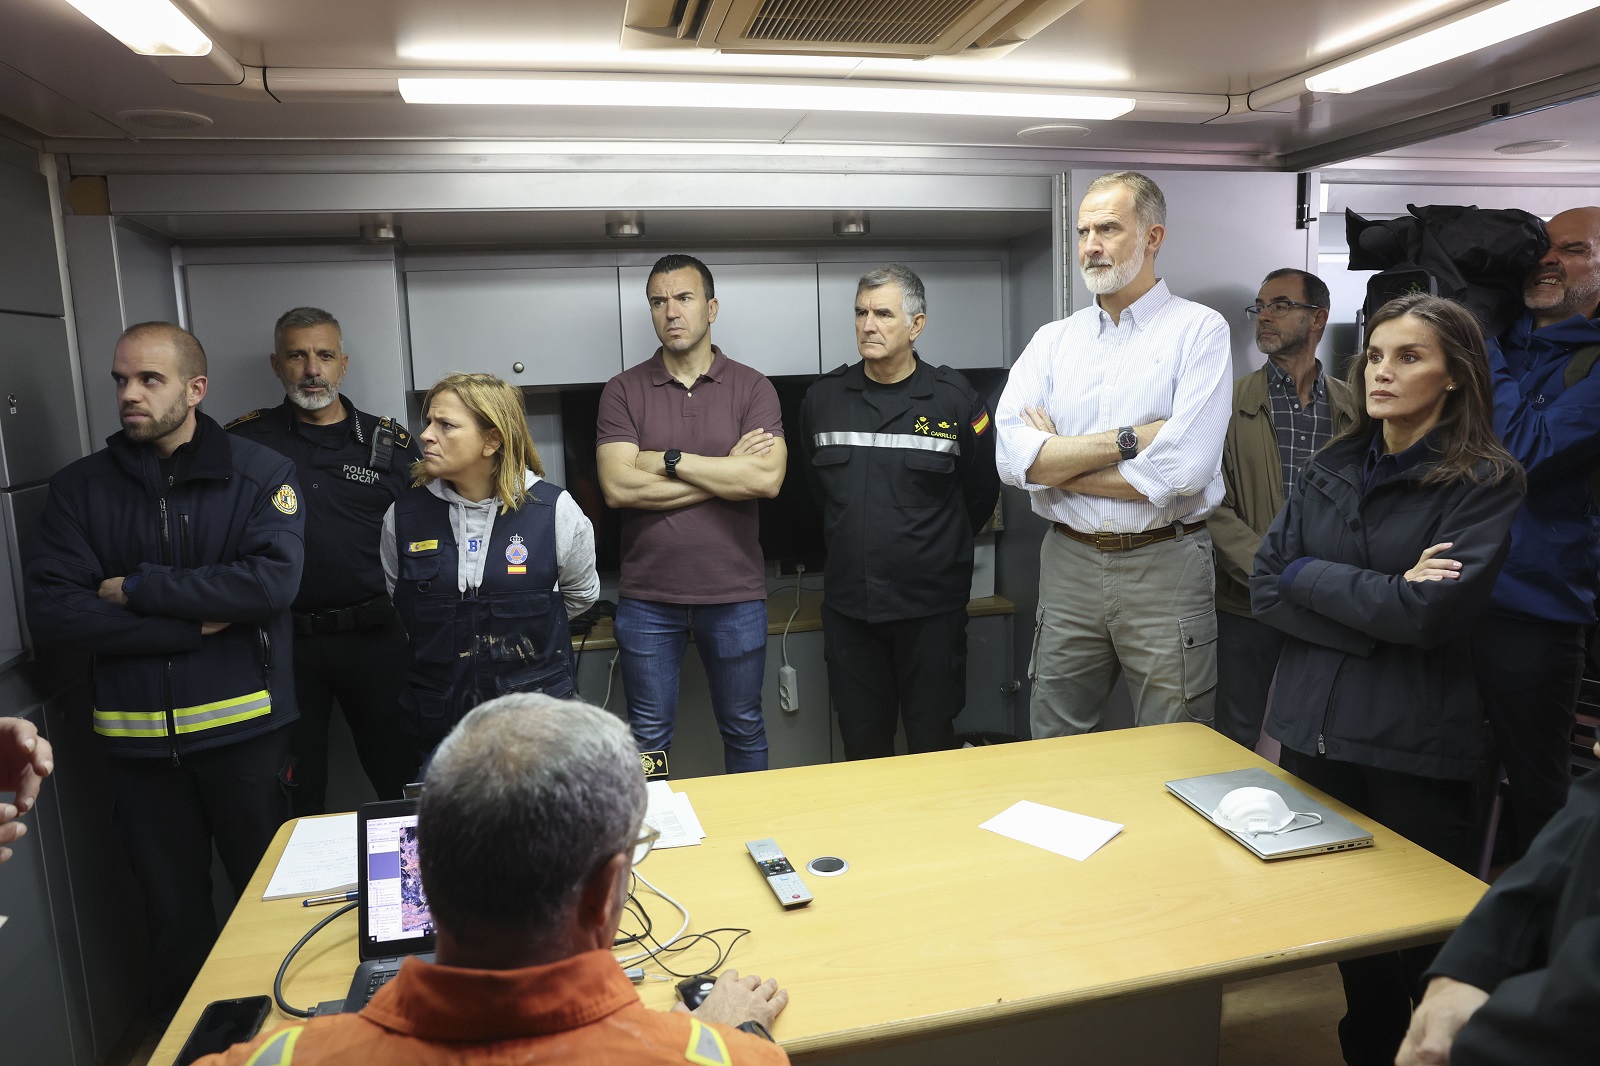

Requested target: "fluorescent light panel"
[
  {"left": 398, "top": 78, "right": 1133, "bottom": 121},
  {"left": 63, "top": 0, "right": 212, "bottom": 56},
  {"left": 1306, "top": 0, "right": 1600, "bottom": 94}
]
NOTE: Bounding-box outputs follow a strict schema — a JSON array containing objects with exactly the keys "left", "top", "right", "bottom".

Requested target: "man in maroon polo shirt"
[{"left": 596, "top": 255, "right": 786, "bottom": 773}]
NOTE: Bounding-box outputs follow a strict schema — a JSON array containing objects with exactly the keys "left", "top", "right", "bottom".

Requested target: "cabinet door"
[
  {"left": 818, "top": 260, "right": 1005, "bottom": 371},
  {"left": 184, "top": 259, "right": 410, "bottom": 425},
  {"left": 0, "top": 312, "right": 82, "bottom": 484},
  {"left": 407, "top": 267, "right": 622, "bottom": 387},
  {"left": 619, "top": 263, "right": 820, "bottom": 377},
  {"left": 0, "top": 159, "right": 65, "bottom": 317}
]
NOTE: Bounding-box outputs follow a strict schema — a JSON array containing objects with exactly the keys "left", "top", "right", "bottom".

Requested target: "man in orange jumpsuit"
[{"left": 198, "top": 693, "right": 790, "bottom": 1065}]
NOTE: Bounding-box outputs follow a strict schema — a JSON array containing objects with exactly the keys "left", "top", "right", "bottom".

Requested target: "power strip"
[{"left": 778, "top": 665, "right": 799, "bottom": 712}]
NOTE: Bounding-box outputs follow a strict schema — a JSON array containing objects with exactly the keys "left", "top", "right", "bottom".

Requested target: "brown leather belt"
[{"left": 1054, "top": 519, "right": 1206, "bottom": 553}]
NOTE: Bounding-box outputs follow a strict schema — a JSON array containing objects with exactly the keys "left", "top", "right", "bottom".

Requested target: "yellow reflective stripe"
[
  {"left": 244, "top": 1025, "right": 302, "bottom": 1066},
  {"left": 91, "top": 709, "right": 168, "bottom": 737},
  {"left": 94, "top": 690, "right": 271, "bottom": 738},
  {"left": 175, "top": 703, "right": 271, "bottom": 734},
  {"left": 684, "top": 1018, "right": 730, "bottom": 1066},
  {"left": 174, "top": 691, "right": 271, "bottom": 733}
]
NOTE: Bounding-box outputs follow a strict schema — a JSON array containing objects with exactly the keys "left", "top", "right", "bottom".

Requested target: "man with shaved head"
[
  {"left": 1472, "top": 206, "right": 1600, "bottom": 861},
  {"left": 25, "top": 321, "right": 305, "bottom": 1025}
]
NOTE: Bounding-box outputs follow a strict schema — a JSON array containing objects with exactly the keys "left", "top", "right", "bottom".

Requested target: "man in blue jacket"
[
  {"left": 1474, "top": 206, "right": 1600, "bottom": 860},
  {"left": 24, "top": 322, "right": 305, "bottom": 1024}
]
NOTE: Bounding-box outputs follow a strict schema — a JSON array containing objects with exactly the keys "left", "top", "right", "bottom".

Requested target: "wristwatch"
[
  {"left": 664, "top": 448, "right": 682, "bottom": 479},
  {"left": 736, "top": 1020, "right": 775, "bottom": 1042},
  {"left": 1115, "top": 426, "right": 1139, "bottom": 461}
]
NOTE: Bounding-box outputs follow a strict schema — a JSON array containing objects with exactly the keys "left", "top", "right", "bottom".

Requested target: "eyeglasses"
[
  {"left": 1246, "top": 298, "right": 1323, "bottom": 319},
  {"left": 630, "top": 823, "right": 660, "bottom": 867}
]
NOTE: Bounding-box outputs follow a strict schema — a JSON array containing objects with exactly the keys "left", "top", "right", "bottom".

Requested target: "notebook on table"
[
  {"left": 1166, "top": 767, "right": 1374, "bottom": 861},
  {"left": 342, "top": 799, "right": 436, "bottom": 1011}
]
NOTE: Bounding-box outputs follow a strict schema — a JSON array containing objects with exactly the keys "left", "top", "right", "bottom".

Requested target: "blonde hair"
[{"left": 412, "top": 373, "right": 544, "bottom": 513}]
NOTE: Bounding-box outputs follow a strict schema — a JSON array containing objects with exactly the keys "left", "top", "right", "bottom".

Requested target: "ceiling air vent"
[
  {"left": 625, "top": 0, "right": 1083, "bottom": 59},
  {"left": 116, "top": 108, "right": 214, "bottom": 131}
]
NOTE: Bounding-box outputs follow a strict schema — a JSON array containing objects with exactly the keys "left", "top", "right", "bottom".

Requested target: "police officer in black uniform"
[
  {"left": 801, "top": 265, "right": 1000, "bottom": 760},
  {"left": 228, "top": 307, "right": 422, "bottom": 814}
]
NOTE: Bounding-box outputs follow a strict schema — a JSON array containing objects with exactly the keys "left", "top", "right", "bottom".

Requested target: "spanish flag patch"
[
  {"left": 971, "top": 408, "right": 991, "bottom": 436},
  {"left": 507, "top": 565, "right": 527, "bottom": 575}
]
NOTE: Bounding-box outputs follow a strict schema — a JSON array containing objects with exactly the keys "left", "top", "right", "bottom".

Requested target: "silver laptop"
[
  {"left": 342, "top": 799, "right": 436, "bottom": 1011},
  {"left": 1166, "top": 768, "right": 1374, "bottom": 860}
]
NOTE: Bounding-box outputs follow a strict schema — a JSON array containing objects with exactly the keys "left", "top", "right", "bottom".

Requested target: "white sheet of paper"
[
  {"left": 668, "top": 790, "right": 705, "bottom": 841},
  {"left": 980, "top": 800, "right": 1123, "bottom": 861},
  {"left": 644, "top": 781, "right": 706, "bottom": 849},
  {"left": 262, "top": 812, "right": 358, "bottom": 900}
]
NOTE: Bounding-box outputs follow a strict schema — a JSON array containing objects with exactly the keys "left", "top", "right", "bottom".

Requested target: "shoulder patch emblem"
[
  {"left": 271, "top": 484, "right": 298, "bottom": 515},
  {"left": 972, "top": 408, "right": 991, "bottom": 436},
  {"left": 226, "top": 409, "right": 263, "bottom": 429}
]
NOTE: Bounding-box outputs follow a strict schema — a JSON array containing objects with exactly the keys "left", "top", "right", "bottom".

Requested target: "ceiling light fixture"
[
  {"left": 62, "top": 0, "right": 213, "bottom": 56},
  {"left": 360, "top": 216, "right": 402, "bottom": 243},
  {"left": 606, "top": 212, "right": 645, "bottom": 239},
  {"left": 398, "top": 77, "right": 1134, "bottom": 121},
  {"left": 1303, "top": 0, "right": 1600, "bottom": 94},
  {"left": 833, "top": 212, "right": 869, "bottom": 237}
]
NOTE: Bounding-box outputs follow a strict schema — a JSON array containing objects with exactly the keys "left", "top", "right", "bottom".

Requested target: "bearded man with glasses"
[
  {"left": 1208, "top": 269, "right": 1356, "bottom": 751},
  {"left": 193, "top": 693, "right": 791, "bottom": 1066}
]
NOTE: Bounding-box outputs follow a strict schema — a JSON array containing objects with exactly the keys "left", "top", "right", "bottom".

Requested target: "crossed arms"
[{"left": 598, "top": 429, "right": 787, "bottom": 511}]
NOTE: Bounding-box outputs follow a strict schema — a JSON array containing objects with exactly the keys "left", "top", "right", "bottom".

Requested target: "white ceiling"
[{"left": 0, "top": 0, "right": 1598, "bottom": 172}]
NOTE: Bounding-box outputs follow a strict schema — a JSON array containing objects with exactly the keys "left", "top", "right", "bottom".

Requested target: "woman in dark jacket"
[{"left": 1251, "top": 293, "right": 1524, "bottom": 1066}]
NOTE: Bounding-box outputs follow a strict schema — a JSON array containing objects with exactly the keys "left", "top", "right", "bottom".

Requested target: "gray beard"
[
  {"left": 1526, "top": 279, "right": 1600, "bottom": 320},
  {"left": 1081, "top": 247, "right": 1144, "bottom": 296},
  {"left": 288, "top": 385, "right": 339, "bottom": 412}
]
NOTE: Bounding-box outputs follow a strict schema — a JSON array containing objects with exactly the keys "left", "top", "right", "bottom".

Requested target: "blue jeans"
[{"left": 614, "top": 597, "right": 769, "bottom": 774}]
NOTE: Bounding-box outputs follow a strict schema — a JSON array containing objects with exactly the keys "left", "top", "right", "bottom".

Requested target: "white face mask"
[{"left": 1211, "top": 786, "right": 1324, "bottom": 837}]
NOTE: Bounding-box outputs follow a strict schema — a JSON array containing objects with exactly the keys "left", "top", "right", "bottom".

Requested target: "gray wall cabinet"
[{"left": 407, "top": 266, "right": 625, "bottom": 388}]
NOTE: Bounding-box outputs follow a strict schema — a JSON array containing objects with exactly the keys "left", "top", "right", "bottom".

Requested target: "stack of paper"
[
  {"left": 263, "top": 812, "right": 358, "bottom": 900},
  {"left": 644, "top": 780, "right": 706, "bottom": 849}
]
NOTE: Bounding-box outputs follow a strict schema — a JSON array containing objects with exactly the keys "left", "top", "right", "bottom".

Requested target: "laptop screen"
[{"left": 358, "top": 800, "right": 436, "bottom": 959}]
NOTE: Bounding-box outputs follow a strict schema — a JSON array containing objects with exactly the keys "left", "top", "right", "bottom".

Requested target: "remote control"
[{"left": 745, "top": 838, "right": 812, "bottom": 908}]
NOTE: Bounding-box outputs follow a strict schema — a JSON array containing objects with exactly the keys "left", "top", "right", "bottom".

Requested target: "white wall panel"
[{"left": 183, "top": 257, "right": 409, "bottom": 427}]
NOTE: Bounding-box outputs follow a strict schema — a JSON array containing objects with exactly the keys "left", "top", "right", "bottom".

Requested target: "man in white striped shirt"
[{"left": 996, "top": 171, "right": 1232, "bottom": 738}]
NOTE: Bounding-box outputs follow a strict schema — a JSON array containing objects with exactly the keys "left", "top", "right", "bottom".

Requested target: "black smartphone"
[{"left": 174, "top": 995, "right": 273, "bottom": 1066}]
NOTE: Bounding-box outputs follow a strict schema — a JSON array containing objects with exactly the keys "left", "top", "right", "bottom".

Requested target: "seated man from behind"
[{"left": 199, "top": 693, "right": 790, "bottom": 1065}]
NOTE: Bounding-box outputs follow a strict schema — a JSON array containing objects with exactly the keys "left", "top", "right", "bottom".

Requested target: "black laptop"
[{"left": 342, "top": 799, "right": 436, "bottom": 1011}]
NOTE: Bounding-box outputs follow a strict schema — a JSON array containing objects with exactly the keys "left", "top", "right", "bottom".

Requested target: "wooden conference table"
[{"left": 154, "top": 723, "right": 1488, "bottom": 1064}]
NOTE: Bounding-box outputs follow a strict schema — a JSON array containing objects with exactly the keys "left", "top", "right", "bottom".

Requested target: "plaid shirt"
[{"left": 1267, "top": 361, "right": 1333, "bottom": 497}]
